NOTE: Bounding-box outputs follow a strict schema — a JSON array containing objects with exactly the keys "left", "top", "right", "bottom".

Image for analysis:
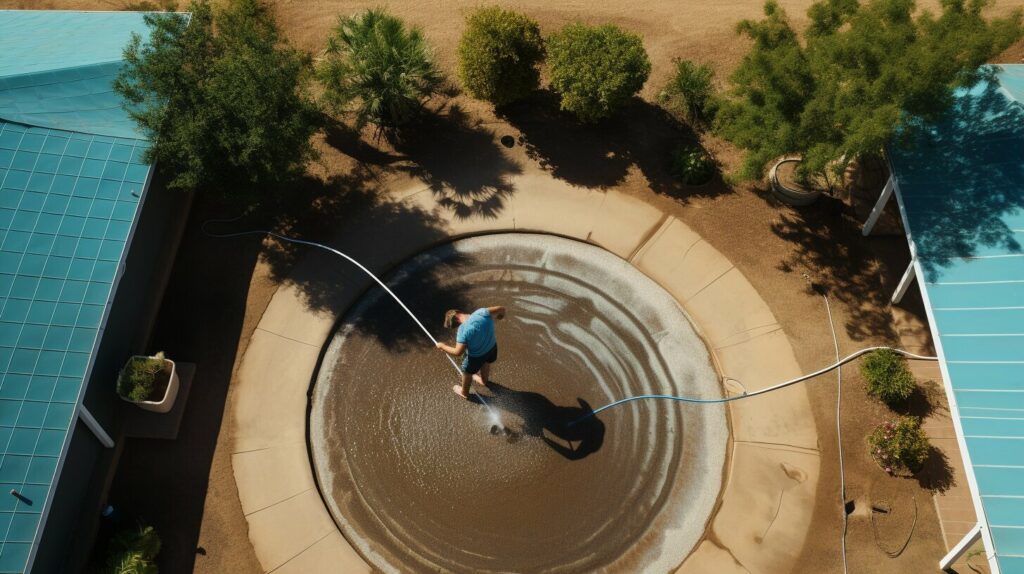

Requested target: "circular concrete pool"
[{"left": 309, "top": 234, "right": 728, "bottom": 573}]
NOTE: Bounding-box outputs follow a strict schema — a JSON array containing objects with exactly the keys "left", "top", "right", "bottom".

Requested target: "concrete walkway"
[{"left": 229, "top": 170, "right": 821, "bottom": 573}]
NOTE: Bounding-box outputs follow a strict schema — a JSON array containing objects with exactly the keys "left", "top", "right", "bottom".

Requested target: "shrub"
[
  {"left": 547, "top": 23, "right": 651, "bottom": 122},
  {"left": 458, "top": 7, "right": 545, "bottom": 107},
  {"left": 114, "top": 0, "right": 319, "bottom": 197},
  {"left": 319, "top": 8, "right": 442, "bottom": 131},
  {"left": 861, "top": 349, "right": 916, "bottom": 405},
  {"left": 117, "top": 352, "right": 167, "bottom": 402},
  {"left": 659, "top": 59, "right": 715, "bottom": 124},
  {"left": 103, "top": 524, "right": 161, "bottom": 574},
  {"left": 671, "top": 146, "right": 715, "bottom": 185},
  {"left": 869, "top": 416, "right": 930, "bottom": 475}
]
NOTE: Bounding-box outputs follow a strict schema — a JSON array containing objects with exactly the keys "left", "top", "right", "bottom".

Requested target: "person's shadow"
[{"left": 474, "top": 381, "right": 605, "bottom": 460}]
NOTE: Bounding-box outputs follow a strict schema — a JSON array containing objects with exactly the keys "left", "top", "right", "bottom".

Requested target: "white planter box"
[{"left": 120, "top": 356, "right": 180, "bottom": 414}]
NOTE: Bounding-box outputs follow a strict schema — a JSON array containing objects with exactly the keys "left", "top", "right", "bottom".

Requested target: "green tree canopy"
[
  {"left": 318, "top": 9, "right": 442, "bottom": 132},
  {"left": 458, "top": 6, "right": 545, "bottom": 107},
  {"left": 547, "top": 23, "right": 651, "bottom": 122},
  {"left": 716, "top": 0, "right": 1022, "bottom": 180},
  {"left": 114, "top": 0, "right": 319, "bottom": 196}
]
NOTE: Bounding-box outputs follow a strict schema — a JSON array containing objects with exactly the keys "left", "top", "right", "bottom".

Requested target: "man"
[{"left": 436, "top": 306, "right": 506, "bottom": 399}]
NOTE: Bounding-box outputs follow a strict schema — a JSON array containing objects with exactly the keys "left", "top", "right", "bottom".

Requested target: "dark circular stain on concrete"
[{"left": 310, "top": 234, "right": 727, "bottom": 573}]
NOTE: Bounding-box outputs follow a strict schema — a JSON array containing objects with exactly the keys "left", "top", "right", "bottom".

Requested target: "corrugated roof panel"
[
  {"left": 0, "top": 120, "right": 150, "bottom": 572},
  {"left": 890, "top": 64, "right": 1024, "bottom": 574},
  {"left": 0, "top": 62, "right": 142, "bottom": 139},
  {"left": 0, "top": 11, "right": 150, "bottom": 78},
  {"left": 0, "top": 10, "right": 160, "bottom": 572}
]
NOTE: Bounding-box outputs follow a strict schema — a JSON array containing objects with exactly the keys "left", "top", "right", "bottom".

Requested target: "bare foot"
[
  {"left": 452, "top": 385, "right": 470, "bottom": 399},
  {"left": 472, "top": 374, "right": 488, "bottom": 387}
]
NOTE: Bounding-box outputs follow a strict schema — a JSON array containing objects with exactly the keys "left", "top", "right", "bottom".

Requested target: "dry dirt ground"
[{"left": 3, "top": 0, "right": 1023, "bottom": 573}]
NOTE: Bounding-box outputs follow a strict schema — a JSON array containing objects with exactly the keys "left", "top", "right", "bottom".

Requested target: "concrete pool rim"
[{"left": 230, "top": 183, "right": 821, "bottom": 574}]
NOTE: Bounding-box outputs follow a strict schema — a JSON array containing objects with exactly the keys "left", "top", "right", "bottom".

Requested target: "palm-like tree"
[{"left": 319, "top": 9, "right": 442, "bottom": 132}]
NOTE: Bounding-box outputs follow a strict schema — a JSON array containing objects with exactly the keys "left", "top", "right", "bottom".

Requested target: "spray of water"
[{"left": 204, "top": 221, "right": 501, "bottom": 425}]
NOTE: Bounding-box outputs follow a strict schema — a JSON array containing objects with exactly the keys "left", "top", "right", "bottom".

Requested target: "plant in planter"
[
  {"left": 117, "top": 352, "right": 180, "bottom": 413},
  {"left": 671, "top": 146, "right": 715, "bottom": 186},
  {"left": 861, "top": 348, "right": 916, "bottom": 407},
  {"left": 103, "top": 523, "right": 161, "bottom": 574},
  {"left": 869, "top": 416, "right": 930, "bottom": 476}
]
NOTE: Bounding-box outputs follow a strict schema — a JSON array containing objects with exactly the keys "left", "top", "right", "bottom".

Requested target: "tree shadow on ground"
[
  {"left": 915, "top": 445, "right": 955, "bottom": 493},
  {"left": 479, "top": 381, "right": 605, "bottom": 461},
  {"left": 206, "top": 165, "right": 460, "bottom": 319},
  {"left": 498, "top": 90, "right": 731, "bottom": 202},
  {"left": 891, "top": 67, "right": 1024, "bottom": 280},
  {"left": 395, "top": 104, "right": 521, "bottom": 220},
  {"left": 322, "top": 119, "right": 403, "bottom": 168},
  {"left": 339, "top": 244, "right": 477, "bottom": 354},
  {"left": 772, "top": 193, "right": 911, "bottom": 341},
  {"left": 321, "top": 105, "right": 522, "bottom": 220}
]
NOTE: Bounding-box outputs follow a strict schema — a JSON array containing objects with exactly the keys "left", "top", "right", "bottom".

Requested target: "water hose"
[
  {"left": 201, "top": 221, "right": 498, "bottom": 412},
  {"left": 821, "top": 290, "right": 849, "bottom": 574},
  {"left": 570, "top": 346, "right": 936, "bottom": 423}
]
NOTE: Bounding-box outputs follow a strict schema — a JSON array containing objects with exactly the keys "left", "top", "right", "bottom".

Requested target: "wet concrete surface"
[{"left": 310, "top": 234, "right": 728, "bottom": 573}]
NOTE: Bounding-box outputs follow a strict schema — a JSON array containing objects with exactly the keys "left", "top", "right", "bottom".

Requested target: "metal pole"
[
  {"left": 891, "top": 258, "right": 917, "bottom": 304},
  {"left": 78, "top": 405, "right": 114, "bottom": 449},
  {"left": 863, "top": 176, "right": 895, "bottom": 236},
  {"left": 939, "top": 523, "right": 983, "bottom": 571}
]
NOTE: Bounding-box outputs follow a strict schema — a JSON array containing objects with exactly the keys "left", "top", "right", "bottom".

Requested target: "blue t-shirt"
[{"left": 456, "top": 308, "right": 497, "bottom": 357}]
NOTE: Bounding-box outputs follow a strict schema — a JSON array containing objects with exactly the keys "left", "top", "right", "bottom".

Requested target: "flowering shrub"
[{"left": 869, "top": 416, "right": 930, "bottom": 475}]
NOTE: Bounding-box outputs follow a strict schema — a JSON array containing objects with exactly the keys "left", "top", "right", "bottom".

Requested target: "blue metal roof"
[
  {"left": 0, "top": 62, "right": 141, "bottom": 139},
  {"left": 889, "top": 64, "right": 1024, "bottom": 574},
  {"left": 0, "top": 11, "right": 155, "bottom": 573},
  {"left": 0, "top": 11, "right": 150, "bottom": 78}
]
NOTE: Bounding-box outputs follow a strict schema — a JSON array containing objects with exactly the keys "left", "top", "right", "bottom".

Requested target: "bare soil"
[{"left": 5, "top": 0, "right": 1021, "bottom": 572}]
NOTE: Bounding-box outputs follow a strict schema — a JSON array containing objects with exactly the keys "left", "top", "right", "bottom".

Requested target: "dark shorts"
[{"left": 462, "top": 344, "right": 498, "bottom": 374}]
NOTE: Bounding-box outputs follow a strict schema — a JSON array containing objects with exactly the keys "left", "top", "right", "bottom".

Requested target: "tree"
[
  {"left": 114, "top": 0, "right": 319, "bottom": 196},
  {"left": 319, "top": 9, "right": 442, "bottom": 132},
  {"left": 713, "top": 2, "right": 816, "bottom": 180},
  {"left": 458, "top": 7, "right": 545, "bottom": 107},
  {"left": 547, "top": 23, "right": 651, "bottom": 122},
  {"left": 659, "top": 59, "right": 716, "bottom": 125},
  {"left": 716, "top": 0, "right": 1023, "bottom": 181}
]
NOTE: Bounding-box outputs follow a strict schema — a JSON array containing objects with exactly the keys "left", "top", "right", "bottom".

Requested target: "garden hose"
[
  {"left": 871, "top": 493, "right": 919, "bottom": 558},
  {"left": 201, "top": 219, "right": 500, "bottom": 417}
]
